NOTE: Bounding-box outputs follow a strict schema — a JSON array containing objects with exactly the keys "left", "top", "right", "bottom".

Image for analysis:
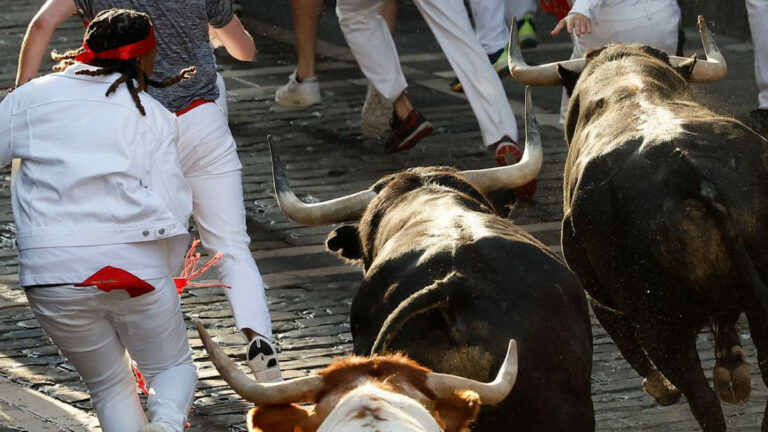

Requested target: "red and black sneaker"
[
  {"left": 489, "top": 136, "right": 537, "bottom": 200},
  {"left": 384, "top": 110, "right": 433, "bottom": 154}
]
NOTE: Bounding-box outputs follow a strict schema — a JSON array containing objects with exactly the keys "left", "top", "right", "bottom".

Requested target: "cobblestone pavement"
[{"left": 0, "top": 2, "right": 766, "bottom": 431}]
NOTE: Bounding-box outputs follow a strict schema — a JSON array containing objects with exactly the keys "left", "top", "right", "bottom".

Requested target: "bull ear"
[
  {"left": 675, "top": 54, "right": 698, "bottom": 81},
  {"left": 433, "top": 389, "right": 481, "bottom": 432},
  {"left": 557, "top": 64, "right": 581, "bottom": 97},
  {"left": 326, "top": 225, "right": 363, "bottom": 261},
  {"left": 248, "top": 405, "right": 319, "bottom": 432}
]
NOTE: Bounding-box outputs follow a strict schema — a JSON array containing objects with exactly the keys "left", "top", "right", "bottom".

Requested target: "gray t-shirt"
[{"left": 74, "top": 0, "right": 233, "bottom": 112}]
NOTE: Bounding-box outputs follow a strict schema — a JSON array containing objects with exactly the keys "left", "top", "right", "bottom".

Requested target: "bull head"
[
  {"left": 508, "top": 15, "right": 726, "bottom": 86},
  {"left": 196, "top": 322, "right": 519, "bottom": 432},
  {"left": 269, "top": 87, "right": 542, "bottom": 226}
]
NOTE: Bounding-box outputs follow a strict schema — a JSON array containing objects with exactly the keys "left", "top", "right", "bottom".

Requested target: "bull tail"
[
  {"left": 371, "top": 271, "right": 466, "bottom": 355},
  {"left": 673, "top": 149, "right": 768, "bottom": 315}
]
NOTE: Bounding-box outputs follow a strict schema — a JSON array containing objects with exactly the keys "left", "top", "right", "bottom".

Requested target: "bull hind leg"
[
  {"left": 562, "top": 218, "right": 681, "bottom": 406},
  {"left": 711, "top": 313, "right": 751, "bottom": 405},
  {"left": 590, "top": 301, "right": 681, "bottom": 406},
  {"left": 638, "top": 326, "right": 726, "bottom": 432}
]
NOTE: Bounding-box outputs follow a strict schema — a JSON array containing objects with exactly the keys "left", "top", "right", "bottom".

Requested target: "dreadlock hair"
[{"left": 51, "top": 9, "right": 195, "bottom": 115}]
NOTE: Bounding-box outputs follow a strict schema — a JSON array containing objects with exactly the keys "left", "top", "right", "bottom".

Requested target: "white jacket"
[
  {"left": 0, "top": 64, "right": 192, "bottom": 250},
  {"left": 569, "top": 0, "right": 678, "bottom": 22}
]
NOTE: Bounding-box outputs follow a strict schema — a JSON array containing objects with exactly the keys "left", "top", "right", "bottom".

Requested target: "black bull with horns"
[
  {"left": 510, "top": 15, "right": 768, "bottom": 432},
  {"left": 268, "top": 89, "right": 595, "bottom": 431}
]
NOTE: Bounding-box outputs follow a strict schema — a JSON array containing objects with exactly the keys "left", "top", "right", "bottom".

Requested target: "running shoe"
[
  {"left": 384, "top": 110, "right": 433, "bottom": 153},
  {"left": 518, "top": 13, "right": 538, "bottom": 49},
  {"left": 361, "top": 82, "right": 392, "bottom": 138},
  {"left": 275, "top": 70, "right": 321, "bottom": 108},
  {"left": 246, "top": 335, "right": 283, "bottom": 383}
]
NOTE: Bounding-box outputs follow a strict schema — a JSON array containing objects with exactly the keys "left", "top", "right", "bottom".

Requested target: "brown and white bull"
[
  {"left": 196, "top": 322, "right": 518, "bottom": 432},
  {"left": 510, "top": 15, "right": 768, "bottom": 432},
  {"left": 267, "top": 90, "right": 595, "bottom": 431}
]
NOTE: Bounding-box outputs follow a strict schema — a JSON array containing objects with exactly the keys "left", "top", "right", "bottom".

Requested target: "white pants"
[
  {"left": 216, "top": 72, "right": 229, "bottom": 118},
  {"left": 177, "top": 103, "right": 272, "bottom": 338},
  {"left": 560, "top": 2, "right": 680, "bottom": 122},
  {"left": 469, "top": 0, "right": 537, "bottom": 54},
  {"left": 25, "top": 278, "right": 196, "bottom": 432},
  {"left": 747, "top": 0, "right": 768, "bottom": 108},
  {"left": 337, "top": 0, "right": 519, "bottom": 146}
]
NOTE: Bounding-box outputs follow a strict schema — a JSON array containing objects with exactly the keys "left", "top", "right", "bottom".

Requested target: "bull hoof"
[
  {"left": 713, "top": 360, "right": 751, "bottom": 405},
  {"left": 642, "top": 370, "right": 682, "bottom": 406}
]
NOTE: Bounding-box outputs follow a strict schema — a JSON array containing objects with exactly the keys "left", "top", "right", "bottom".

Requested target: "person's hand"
[{"left": 552, "top": 13, "right": 592, "bottom": 36}]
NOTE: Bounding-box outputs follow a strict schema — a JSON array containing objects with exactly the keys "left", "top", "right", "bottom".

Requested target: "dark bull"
[
  {"left": 268, "top": 90, "right": 595, "bottom": 431},
  {"left": 510, "top": 14, "right": 768, "bottom": 432}
]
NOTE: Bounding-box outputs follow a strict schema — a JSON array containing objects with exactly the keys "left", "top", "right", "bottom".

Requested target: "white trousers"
[
  {"left": 469, "top": 0, "right": 537, "bottom": 54},
  {"left": 215, "top": 72, "right": 229, "bottom": 118},
  {"left": 560, "top": 2, "right": 680, "bottom": 122},
  {"left": 177, "top": 103, "right": 272, "bottom": 338},
  {"left": 747, "top": 0, "right": 768, "bottom": 108},
  {"left": 337, "top": 0, "right": 519, "bottom": 146},
  {"left": 25, "top": 278, "right": 196, "bottom": 432}
]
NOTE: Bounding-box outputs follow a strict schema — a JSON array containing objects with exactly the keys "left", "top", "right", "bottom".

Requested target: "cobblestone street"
[{"left": 0, "top": 1, "right": 766, "bottom": 431}]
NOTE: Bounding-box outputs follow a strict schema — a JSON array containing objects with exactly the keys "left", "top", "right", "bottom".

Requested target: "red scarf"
[{"left": 75, "top": 27, "right": 156, "bottom": 64}]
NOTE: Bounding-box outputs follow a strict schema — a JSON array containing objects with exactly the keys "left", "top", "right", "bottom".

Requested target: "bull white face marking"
[{"left": 317, "top": 383, "right": 442, "bottom": 432}]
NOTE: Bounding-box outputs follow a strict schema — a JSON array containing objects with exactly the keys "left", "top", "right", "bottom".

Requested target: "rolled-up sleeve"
[{"left": 206, "top": 0, "right": 233, "bottom": 28}]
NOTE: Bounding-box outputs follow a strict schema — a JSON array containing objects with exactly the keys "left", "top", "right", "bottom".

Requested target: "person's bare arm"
[
  {"left": 16, "top": 0, "right": 78, "bottom": 86},
  {"left": 209, "top": 15, "right": 256, "bottom": 61}
]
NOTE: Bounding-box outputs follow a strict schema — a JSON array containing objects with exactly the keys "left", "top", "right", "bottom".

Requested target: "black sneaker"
[
  {"left": 384, "top": 110, "right": 433, "bottom": 153},
  {"left": 749, "top": 108, "right": 768, "bottom": 138}
]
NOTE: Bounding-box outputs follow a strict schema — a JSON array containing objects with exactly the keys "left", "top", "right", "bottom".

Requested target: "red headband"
[{"left": 75, "top": 27, "right": 156, "bottom": 64}]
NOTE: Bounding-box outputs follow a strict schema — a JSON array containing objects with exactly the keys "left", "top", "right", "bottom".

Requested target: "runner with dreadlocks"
[
  {"left": 3, "top": 9, "right": 196, "bottom": 432},
  {"left": 17, "top": 0, "right": 281, "bottom": 384},
  {"left": 49, "top": 15, "right": 194, "bottom": 115}
]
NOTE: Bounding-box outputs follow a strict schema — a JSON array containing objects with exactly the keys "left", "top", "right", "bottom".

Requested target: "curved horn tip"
[
  {"left": 696, "top": 15, "right": 706, "bottom": 29},
  {"left": 502, "top": 339, "right": 518, "bottom": 370},
  {"left": 507, "top": 17, "right": 524, "bottom": 74},
  {"left": 195, "top": 320, "right": 217, "bottom": 351}
]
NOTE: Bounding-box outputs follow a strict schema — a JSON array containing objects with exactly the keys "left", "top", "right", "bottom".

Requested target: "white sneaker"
[
  {"left": 246, "top": 335, "right": 283, "bottom": 383},
  {"left": 274, "top": 70, "right": 321, "bottom": 108},
  {"left": 361, "top": 82, "right": 392, "bottom": 138}
]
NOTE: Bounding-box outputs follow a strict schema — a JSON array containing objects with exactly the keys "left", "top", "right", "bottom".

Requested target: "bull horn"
[
  {"left": 195, "top": 321, "right": 324, "bottom": 405},
  {"left": 425, "top": 339, "right": 518, "bottom": 405},
  {"left": 667, "top": 15, "right": 726, "bottom": 83},
  {"left": 269, "top": 136, "right": 376, "bottom": 226},
  {"left": 507, "top": 17, "right": 585, "bottom": 86},
  {"left": 458, "top": 86, "right": 542, "bottom": 194}
]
